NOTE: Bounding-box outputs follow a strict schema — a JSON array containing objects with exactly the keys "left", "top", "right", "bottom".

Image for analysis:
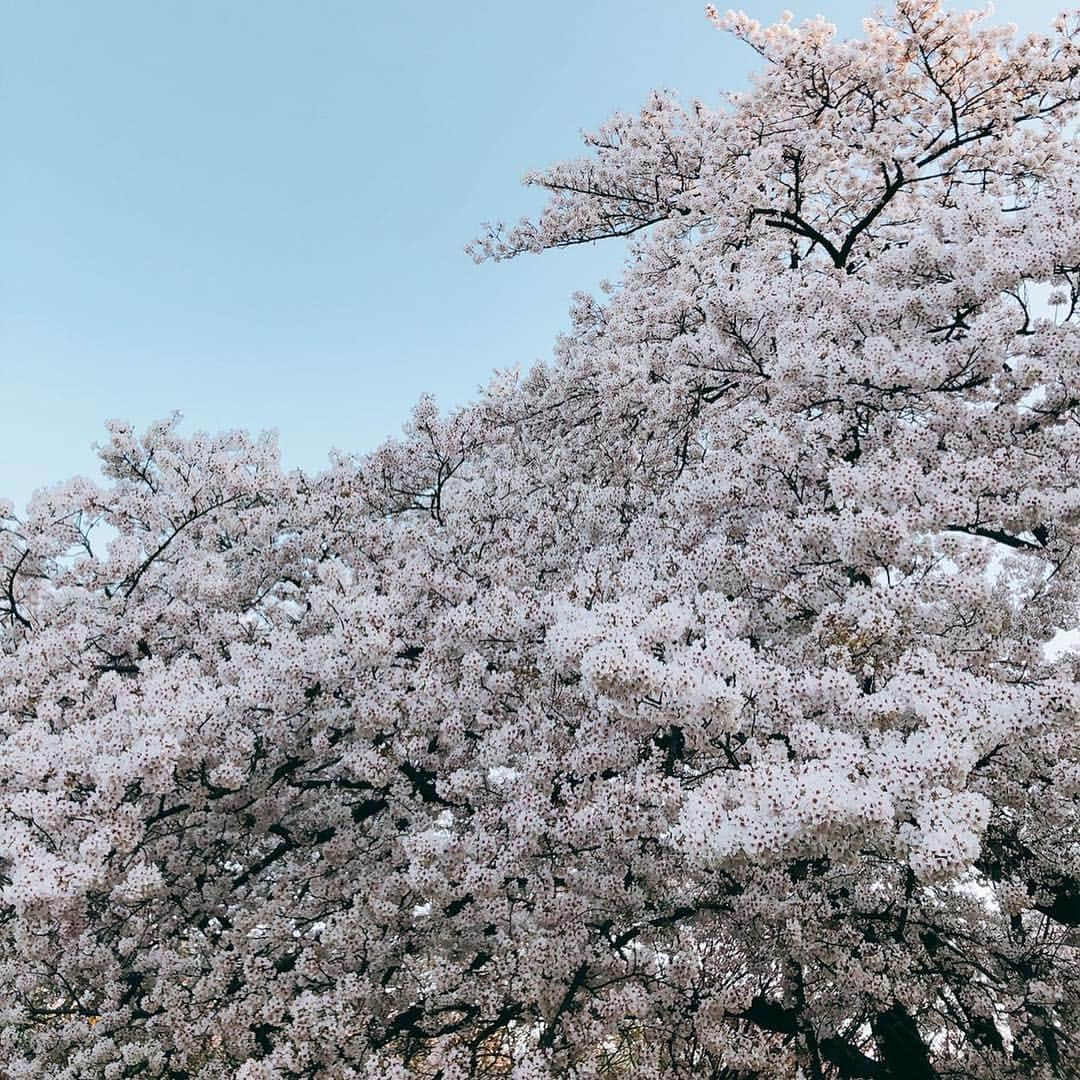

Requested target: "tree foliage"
[{"left": 3, "top": 3, "right": 1080, "bottom": 1076}]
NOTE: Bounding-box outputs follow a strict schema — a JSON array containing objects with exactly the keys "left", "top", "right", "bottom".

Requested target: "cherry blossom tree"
[{"left": 3, "top": 2, "right": 1080, "bottom": 1076}]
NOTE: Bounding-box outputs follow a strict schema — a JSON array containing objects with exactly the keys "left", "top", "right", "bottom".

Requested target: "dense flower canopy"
[{"left": 3, "top": 3, "right": 1080, "bottom": 1077}]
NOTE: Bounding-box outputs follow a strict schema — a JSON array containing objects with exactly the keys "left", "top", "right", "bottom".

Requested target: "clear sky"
[{"left": 1, "top": 0, "right": 1069, "bottom": 511}]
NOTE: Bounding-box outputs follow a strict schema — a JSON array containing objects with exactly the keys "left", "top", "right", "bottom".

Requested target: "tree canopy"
[{"left": 2, "top": 3, "right": 1080, "bottom": 1076}]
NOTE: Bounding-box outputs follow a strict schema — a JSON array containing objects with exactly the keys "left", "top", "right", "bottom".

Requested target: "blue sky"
[{"left": 1, "top": 0, "right": 1068, "bottom": 511}]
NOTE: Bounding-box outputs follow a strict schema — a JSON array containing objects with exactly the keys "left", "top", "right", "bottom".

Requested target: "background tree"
[{"left": 2, "top": 3, "right": 1080, "bottom": 1076}]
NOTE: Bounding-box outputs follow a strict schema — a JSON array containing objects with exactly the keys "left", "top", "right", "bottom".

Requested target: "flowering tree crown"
[{"left": 3, "top": 3, "right": 1080, "bottom": 1077}]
